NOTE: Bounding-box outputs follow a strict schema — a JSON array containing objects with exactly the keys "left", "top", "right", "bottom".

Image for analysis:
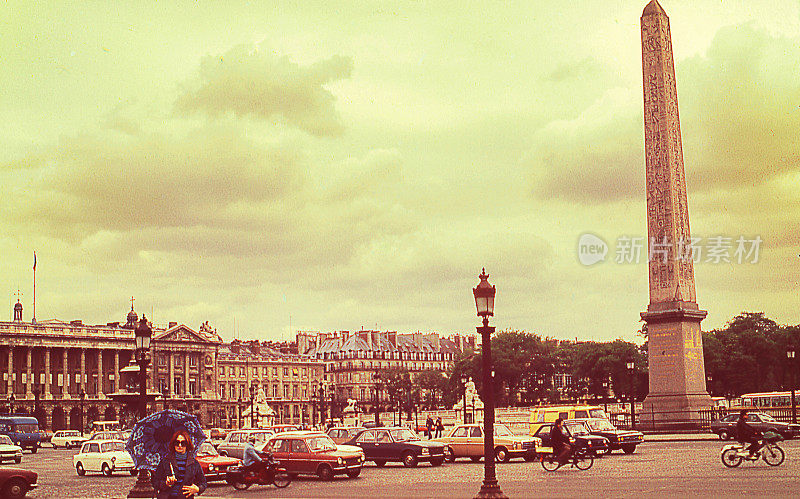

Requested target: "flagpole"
[{"left": 32, "top": 251, "right": 36, "bottom": 323}]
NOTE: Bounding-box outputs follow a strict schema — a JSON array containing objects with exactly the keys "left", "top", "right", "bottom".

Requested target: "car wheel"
[
  {"left": 718, "top": 430, "right": 729, "bottom": 440},
  {"left": 494, "top": 447, "right": 509, "bottom": 463},
  {"left": 444, "top": 446, "right": 455, "bottom": 462},
  {"left": 317, "top": 464, "right": 334, "bottom": 481},
  {"left": 374, "top": 460, "right": 386, "bottom": 468},
  {"left": 346, "top": 469, "right": 361, "bottom": 478},
  {"left": 65, "top": 443, "right": 70, "bottom": 450},
  {"left": 2, "top": 478, "right": 28, "bottom": 499},
  {"left": 622, "top": 444, "right": 636, "bottom": 454},
  {"left": 76, "top": 462, "right": 86, "bottom": 476},
  {"left": 402, "top": 452, "right": 419, "bottom": 468},
  {"left": 470, "top": 456, "right": 482, "bottom": 463},
  {"left": 102, "top": 463, "right": 113, "bottom": 476}
]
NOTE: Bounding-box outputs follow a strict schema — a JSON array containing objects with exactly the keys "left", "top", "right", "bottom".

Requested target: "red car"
[
  {"left": 0, "top": 467, "right": 38, "bottom": 499},
  {"left": 195, "top": 442, "right": 241, "bottom": 482},
  {"left": 264, "top": 431, "right": 365, "bottom": 480}
]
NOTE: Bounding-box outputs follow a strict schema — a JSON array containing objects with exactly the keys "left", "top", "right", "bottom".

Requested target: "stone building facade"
[{"left": 297, "top": 330, "right": 475, "bottom": 412}]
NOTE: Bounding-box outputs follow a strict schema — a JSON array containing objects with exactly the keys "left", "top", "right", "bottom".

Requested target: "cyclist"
[
  {"left": 550, "top": 418, "right": 573, "bottom": 468},
  {"left": 736, "top": 410, "right": 762, "bottom": 459}
]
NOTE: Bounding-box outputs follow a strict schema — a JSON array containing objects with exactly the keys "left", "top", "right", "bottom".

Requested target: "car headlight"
[
  {"left": 208, "top": 464, "right": 215, "bottom": 471},
  {"left": 337, "top": 457, "right": 343, "bottom": 465},
  {"left": 111, "top": 456, "right": 116, "bottom": 463},
  {"left": 513, "top": 442, "right": 519, "bottom": 450}
]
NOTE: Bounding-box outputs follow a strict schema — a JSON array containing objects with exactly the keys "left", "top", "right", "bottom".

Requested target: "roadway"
[{"left": 10, "top": 439, "right": 800, "bottom": 498}]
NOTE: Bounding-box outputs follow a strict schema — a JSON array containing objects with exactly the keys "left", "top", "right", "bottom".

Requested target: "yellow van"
[{"left": 529, "top": 405, "right": 608, "bottom": 436}]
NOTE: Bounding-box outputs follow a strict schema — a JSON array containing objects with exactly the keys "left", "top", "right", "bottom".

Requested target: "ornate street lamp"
[
  {"left": 473, "top": 268, "right": 506, "bottom": 499},
  {"left": 237, "top": 396, "right": 243, "bottom": 429},
  {"left": 249, "top": 384, "right": 256, "bottom": 428},
  {"left": 373, "top": 373, "right": 382, "bottom": 427},
  {"left": 311, "top": 390, "right": 318, "bottom": 427},
  {"left": 627, "top": 361, "right": 636, "bottom": 430},
  {"left": 461, "top": 374, "right": 468, "bottom": 423},
  {"left": 79, "top": 389, "right": 86, "bottom": 433},
  {"left": 128, "top": 316, "right": 154, "bottom": 499},
  {"left": 787, "top": 348, "right": 796, "bottom": 424},
  {"left": 319, "top": 386, "right": 326, "bottom": 426}
]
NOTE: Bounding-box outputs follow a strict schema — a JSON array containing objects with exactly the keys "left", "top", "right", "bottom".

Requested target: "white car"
[
  {"left": 73, "top": 440, "right": 136, "bottom": 476},
  {"left": 0, "top": 435, "right": 23, "bottom": 463},
  {"left": 51, "top": 430, "right": 88, "bottom": 449}
]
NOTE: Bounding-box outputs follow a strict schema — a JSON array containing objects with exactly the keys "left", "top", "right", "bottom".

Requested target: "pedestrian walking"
[
  {"left": 151, "top": 430, "right": 207, "bottom": 499},
  {"left": 435, "top": 417, "right": 444, "bottom": 438},
  {"left": 426, "top": 415, "right": 434, "bottom": 439}
]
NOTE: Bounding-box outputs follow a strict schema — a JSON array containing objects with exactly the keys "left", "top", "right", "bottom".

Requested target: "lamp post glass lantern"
[
  {"left": 626, "top": 361, "right": 636, "bottom": 430},
  {"left": 128, "top": 315, "right": 156, "bottom": 498},
  {"left": 461, "top": 375, "right": 468, "bottom": 424},
  {"left": 788, "top": 348, "right": 797, "bottom": 424},
  {"left": 472, "top": 269, "right": 505, "bottom": 499}
]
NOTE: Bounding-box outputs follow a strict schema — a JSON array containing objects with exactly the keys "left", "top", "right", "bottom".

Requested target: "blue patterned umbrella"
[{"left": 125, "top": 409, "right": 206, "bottom": 471}]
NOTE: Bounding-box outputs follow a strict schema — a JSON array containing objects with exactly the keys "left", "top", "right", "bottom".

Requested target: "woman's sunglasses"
[{"left": 175, "top": 440, "right": 188, "bottom": 447}]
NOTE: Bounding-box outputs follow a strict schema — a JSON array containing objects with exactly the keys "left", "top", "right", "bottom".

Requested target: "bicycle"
[
  {"left": 541, "top": 447, "right": 594, "bottom": 471},
  {"left": 720, "top": 432, "right": 785, "bottom": 468}
]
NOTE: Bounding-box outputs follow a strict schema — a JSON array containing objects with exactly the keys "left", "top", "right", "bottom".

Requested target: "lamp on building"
[
  {"left": 128, "top": 316, "right": 155, "bottom": 499},
  {"left": 249, "top": 384, "right": 256, "bottom": 429},
  {"left": 787, "top": 348, "right": 796, "bottom": 424},
  {"left": 626, "top": 360, "right": 636, "bottom": 430},
  {"left": 472, "top": 268, "right": 505, "bottom": 499}
]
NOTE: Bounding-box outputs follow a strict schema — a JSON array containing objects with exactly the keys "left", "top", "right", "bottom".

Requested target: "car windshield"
[
  {"left": 587, "top": 420, "right": 616, "bottom": 431},
  {"left": 589, "top": 409, "right": 608, "bottom": 419},
  {"left": 197, "top": 443, "right": 218, "bottom": 456},
  {"left": 566, "top": 424, "right": 590, "bottom": 436},
  {"left": 390, "top": 429, "right": 420, "bottom": 442},
  {"left": 493, "top": 425, "right": 514, "bottom": 437},
  {"left": 14, "top": 424, "right": 38, "bottom": 433},
  {"left": 0, "top": 435, "right": 13, "bottom": 445},
  {"left": 307, "top": 437, "right": 337, "bottom": 452},
  {"left": 101, "top": 442, "right": 125, "bottom": 453},
  {"left": 759, "top": 414, "right": 776, "bottom": 422}
]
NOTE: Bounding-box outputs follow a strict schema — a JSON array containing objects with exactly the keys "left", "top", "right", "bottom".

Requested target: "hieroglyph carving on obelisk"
[{"left": 641, "top": 0, "right": 696, "bottom": 305}]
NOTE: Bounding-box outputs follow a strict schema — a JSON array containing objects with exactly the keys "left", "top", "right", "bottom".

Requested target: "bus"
[{"left": 735, "top": 391, "right": 797, "bottom": 409}]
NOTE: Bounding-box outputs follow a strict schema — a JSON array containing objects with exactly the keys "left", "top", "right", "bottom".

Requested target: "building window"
[
  {"left": 302, "top": 367, "right": 307, "bottom": 377},
  {"left": 293, "top": 385, "right": 298, "bottom": 398},
  {"left": 240, "top": 384, "right": 246, "bottom": 399},
  {"left": 230, "top": 384, "right": 236, "bottom": 399},
  {"left": 262, "top": 367, "right": 268, "bottom": 376},
  {"left": 175, "top": 356, "right": 183, "bottom": 367},
  {"left": 302, "top": 386, "right": 307, "bottom": 399},
  {"left": 284, "top": 385, "right": 289, "bottom": 399},
  {"left": 189, "top": 355, "right": 197, "bottom": 367},
  {"left": 273, "top": 384, "right": 278, "bottom": 398},
  {"left": 220, "top": 383, "right": 226, "bottom": 400},
  {"left": 219, "top": 366, "right": 225, "bottom": 376},
  {"left": 158, "top": 378, "right": 167, "bottom": 392},
  {"left": 174, "top": 377, "right": 182, "bottom": 395},
  {"left": 239, "top": 367, "right": 245, "bottom": 377},
  {"left": 159, "top": 355, "right": 167, "bottom": 367},
  {"left": 293, "top": 368, "right": 298, "bottom": 377},
  {"left": 189, "top": 380, "right": 196, "bottom": 396},
  {"left": 253, "top": 367, "right": 258, "bottom": 377},
  {"left": 283, "top": 367, "right": 289, "bottom": 377},
  {"left": 273, "top": 367, "right": 278, "bottom": 377}
]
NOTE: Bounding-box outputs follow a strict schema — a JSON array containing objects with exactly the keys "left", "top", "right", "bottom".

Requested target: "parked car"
[
  {"left": 217, "top": 429, "right": 275, "bottom": 458},
  {"left": 0, "top": 435, "right": 23, "bottom": 464},
  {"left": 36, "top": 430, "right": 53, "bottom": 445},
  {"left": 0, "top": 417, "right": 41, "bottom": 453},
  {"left": 51, "top": 430, "right": 88, "bottom": 449},
  {"left": 207, "top": 428, "right": 227, "bottom": 441},
  {"left": 263, "top": 432, "right": 365, "bottom": 480},
  {"left": 710, "top": 412, "right": 800, "bottom": 440},
  {"left": 326, "top": 427, "right": 366, "bottom": 445},
  {"left": 345, "top": 427, "right": 446, "bottom": 468},
  {"left": 73, "top": 440, "right": 136, "bottom": 476},
  {"left": 195, "top": 442, "right": 241, "bottom": 482},
  {"left": 432, "top": 423, "right": 540, "bottom": 463},
  {"left": 532, "top": 421, "right": 609, "bottom": 456},
  {"left": 87, "top": 431, "right": 126, "bottom": 441},
  {"left": 572, "top": 418, "right": 644, "bottom": 454},
  {"left": 0, "top": 467, "right": 38, "bottom": 499},
  {"left": 270, "top": 425, "right": 300, "bottom": 433}
]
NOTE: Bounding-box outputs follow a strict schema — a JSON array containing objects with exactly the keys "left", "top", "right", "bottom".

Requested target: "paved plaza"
[{"left": 9, "top": 439, "right": 800, "bottom": 498}]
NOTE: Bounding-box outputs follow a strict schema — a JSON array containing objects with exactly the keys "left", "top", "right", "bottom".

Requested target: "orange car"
[{"left": 195, "top": 442, "right": 240, "bottom": 482}]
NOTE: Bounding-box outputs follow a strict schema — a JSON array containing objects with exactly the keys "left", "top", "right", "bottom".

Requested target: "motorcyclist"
[
  {"left": 736, "top": 410, "right": 762, "bottom": 459},
  {"left": 241, "top": 436, "right": 266, "bottom": 476},
  {"left": 550, "top": 418, "right": 573, "bottom": 468}
]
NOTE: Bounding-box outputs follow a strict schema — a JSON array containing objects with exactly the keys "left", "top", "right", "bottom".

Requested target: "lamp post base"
[
  {"left": 474, "top": 479, "right": 508, "bottom": 499},
  {"left": 127, "top": 469, "right": 155, "bottom": 498}
]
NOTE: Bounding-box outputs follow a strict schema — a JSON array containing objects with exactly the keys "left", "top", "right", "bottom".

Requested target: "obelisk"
[{"left": 639, "top": 0, "right": 711, "bottom": 428}]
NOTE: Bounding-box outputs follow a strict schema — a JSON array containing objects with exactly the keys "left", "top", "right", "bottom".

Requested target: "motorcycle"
[
  {"left": 226, "top": 458, "right": 291, "bottom": 490},
  {"left": 721, "top": 431, "right": 785, "bottom": 468}
]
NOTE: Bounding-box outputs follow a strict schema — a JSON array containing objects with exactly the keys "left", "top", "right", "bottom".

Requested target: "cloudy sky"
[{"left": 2, "top": 0, "right": 799, "bottom": 344}]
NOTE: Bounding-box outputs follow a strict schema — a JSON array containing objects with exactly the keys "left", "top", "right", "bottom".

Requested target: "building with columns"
[{"left": 1, "top": 301, "right": 222, "bottom": 430}]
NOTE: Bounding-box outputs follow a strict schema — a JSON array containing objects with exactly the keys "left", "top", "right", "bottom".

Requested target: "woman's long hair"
[{"left": 169, "top": 430, "right": 194, "bottom": 453}]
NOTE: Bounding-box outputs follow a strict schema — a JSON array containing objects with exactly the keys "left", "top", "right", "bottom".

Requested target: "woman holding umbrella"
[{"left": 151, "top": 430, "right": 207, "bottom": 499}]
